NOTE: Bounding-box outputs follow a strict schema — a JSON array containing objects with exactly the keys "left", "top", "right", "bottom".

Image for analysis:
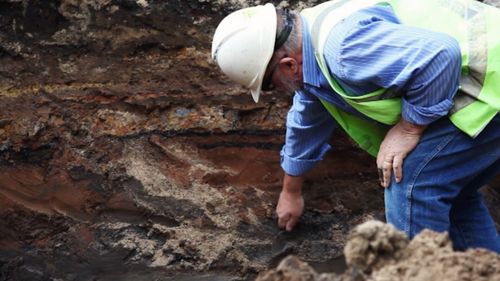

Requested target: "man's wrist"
[
  {"left": 283, "top": 173, "right": 303, "bottom": 195},
  {"left": 398, "top": 118, "right": 427, "bottom": 135}
]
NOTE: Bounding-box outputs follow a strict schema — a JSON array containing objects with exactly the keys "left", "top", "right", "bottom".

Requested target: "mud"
[
  {"left": 0, "top": 0, "right": 499, "bottom": 280},
  {"left": 257, "top": 221, "right": 500, "bottom": 281},
  {"left": 0, "top": 131, "right": 383, "bottom": 280}
]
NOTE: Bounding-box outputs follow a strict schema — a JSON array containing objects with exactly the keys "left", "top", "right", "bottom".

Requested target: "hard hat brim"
[
  {"left": 250, "top": 88, "right": 260, "bottom": 103},
  {"left": 248, "top": 3, "right": 276, "bottom": 103}
]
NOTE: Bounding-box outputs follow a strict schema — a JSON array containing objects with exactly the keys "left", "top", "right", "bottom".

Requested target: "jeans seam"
[{"left": 405, "top": 130, "right": 460, "bottom": 237}]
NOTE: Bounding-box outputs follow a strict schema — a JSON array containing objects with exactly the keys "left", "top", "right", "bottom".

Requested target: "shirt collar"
[{"left": 301, "top": 15, "right": 321, "bottom": 88}]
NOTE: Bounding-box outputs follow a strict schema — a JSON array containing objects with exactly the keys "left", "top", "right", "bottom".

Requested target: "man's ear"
[{"left": 279, "top": 57, "right": 299, "bottom": 75}]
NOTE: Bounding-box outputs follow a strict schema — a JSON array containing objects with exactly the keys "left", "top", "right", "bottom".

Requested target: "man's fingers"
[
  {"left": 377, "top": 168, "right": 383, "bottom": 185},
  {"left": 376, "top": 152, "right": 384, "bottom": 172},
  {"left": 377, "top": 152, "right": 385, "bottom": 187},
  {"left": 393, "top": 154, "right": 404, "bottom": 183},
  {"left": 286, "top": 216, "right": 299, "bottom": 231},
  {"left": 382, "top": 156, "right": 394, "bottom": 188},
  {"left": 278, "top": 213, "right": 291, "bottom": 229}
]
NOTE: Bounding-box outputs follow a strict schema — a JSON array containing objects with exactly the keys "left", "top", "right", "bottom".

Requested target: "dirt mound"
[{"left": 256, "top": 221, "right": 500, "bottom": 281}]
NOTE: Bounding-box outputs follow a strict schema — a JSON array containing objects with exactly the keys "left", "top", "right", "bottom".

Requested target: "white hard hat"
[{"left": 211, "top": 3, "right": 277, "bottom": 103}]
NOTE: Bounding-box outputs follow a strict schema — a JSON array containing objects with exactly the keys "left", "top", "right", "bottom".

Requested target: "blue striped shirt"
[{"left": 280, "top": 5, "right": 461, "bottom": 176}]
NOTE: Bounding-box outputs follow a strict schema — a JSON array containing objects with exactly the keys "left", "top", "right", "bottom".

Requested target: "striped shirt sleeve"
[
  {"left": 324, "top": 6, "right": 461, "bottom": 125},
  {"left": 280, "top": 90, "right": 337, "bottom": 176}
]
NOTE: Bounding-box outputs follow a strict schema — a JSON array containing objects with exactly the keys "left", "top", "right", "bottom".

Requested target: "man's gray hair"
[
  {"left": 274, "top": 9, "right": 302, "bottom": 93},
  {"left": 275, "top": 8, "right": 301, "bottom": 55}
]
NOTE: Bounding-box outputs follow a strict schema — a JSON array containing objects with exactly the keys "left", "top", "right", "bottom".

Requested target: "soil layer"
[{"left": 0, "top": 0, "right": 499, "bottom": 280}]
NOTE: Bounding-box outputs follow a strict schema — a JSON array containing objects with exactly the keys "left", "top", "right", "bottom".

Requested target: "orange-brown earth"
[{"left": 0, "top": 0, "right": 498, "bottom": 280}]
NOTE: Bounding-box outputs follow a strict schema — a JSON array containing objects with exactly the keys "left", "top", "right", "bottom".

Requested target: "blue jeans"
[{"left": 385, "top": 114, "right": 500, "bottom": 253}]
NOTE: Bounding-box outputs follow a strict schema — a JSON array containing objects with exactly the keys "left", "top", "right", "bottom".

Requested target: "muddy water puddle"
[
  {"left": 0, "top": 250, "right": 244, "bottom": 281},
  {"left": 99, "top": 272, "right": 239, "bottom": 281},
  {"left": 1, "top": 224, "right": 348, "bottom": 281},
  {"left": 309, "top": 256, "right": 347, "bottom": 274}
]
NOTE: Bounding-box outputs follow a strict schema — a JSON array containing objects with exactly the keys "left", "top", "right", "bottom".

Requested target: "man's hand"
[
  {"left": 377, "top": 118, "right": 426, "bottom": 188},
  {"left": 276, "top": 174, "right": 304, "bottom": 231}
]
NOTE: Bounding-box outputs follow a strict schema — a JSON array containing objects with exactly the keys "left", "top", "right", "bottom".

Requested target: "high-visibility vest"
[{"left": 301, "top": 0, "right": 500, "bottom": 157}]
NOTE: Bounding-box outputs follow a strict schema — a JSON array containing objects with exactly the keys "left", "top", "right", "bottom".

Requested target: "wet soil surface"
[
  {"left": 257, "top": 221, "right": 500, "bottom": 281},
  {"left": 0, "top": 133, "right": 384, "bottom": 280},
  {"left": 0, "top": 0, "right": 499, "bottom": 280}
]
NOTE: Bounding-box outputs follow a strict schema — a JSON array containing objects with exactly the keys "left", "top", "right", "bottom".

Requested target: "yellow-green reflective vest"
[{"left": 301, "top": 0, "right": 500, "bottom": 157}]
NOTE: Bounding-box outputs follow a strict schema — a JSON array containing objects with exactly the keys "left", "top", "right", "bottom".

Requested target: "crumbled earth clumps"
[
  {"left": 0, "top": 0, "right": 499, "bottom": 280},
  {"left": 256, "top": 221, "right": 500, "bottom": 281}
]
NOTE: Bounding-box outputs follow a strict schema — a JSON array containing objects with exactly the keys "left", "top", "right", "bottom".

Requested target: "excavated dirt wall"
[{"left": 0, "top": 0, "right": 498, "bottom": 280}]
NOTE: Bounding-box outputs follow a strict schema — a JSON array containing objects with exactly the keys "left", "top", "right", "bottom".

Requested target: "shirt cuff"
[
  {"left": 401, "top": 98, "right": 453, "bottom": 126},
  {"left": 280, "top": 150, "right": 324, "bottom": 176}
]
